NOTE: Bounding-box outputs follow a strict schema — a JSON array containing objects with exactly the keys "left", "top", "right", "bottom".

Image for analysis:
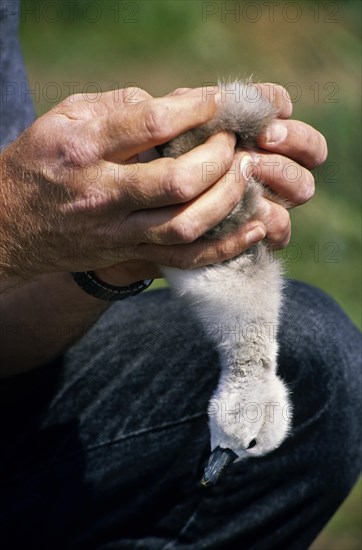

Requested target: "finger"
[
  {"left": 126, "top": 152, "right": 252, "bottom": 244},
  {"left": 250, "top": 152, "right": 315, "bottom": 205},
  {"left": 257, "top": 198, "right": 291, "bottom": 249},
  {"left": 87, "top": 88, "right": 218, "bottom": 162},
  {"left": 257, "top": 120, "right": 328, "bottom": 169},
  {"left": 211, "top": 82, "right": 292, "bottom": 119},
  {"left": 130, "top": 221, "right": 267, "bottom": 270},
  {"left": 101, "top": 131, "right": 236, "bottom": 210},
  {"left": 166, "top": 87, "right": 193, "bottom": 96},
  {"left": 58, "top": 87, "right": 153, "bottom": 116},
  {"left": 255, "top": 83, "right": 293, "bottom": 119}
]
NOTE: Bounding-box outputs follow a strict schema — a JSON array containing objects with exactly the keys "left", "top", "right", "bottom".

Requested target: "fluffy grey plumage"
[{"left": 159, "top": 81, "right": 292, "bottom": 484}]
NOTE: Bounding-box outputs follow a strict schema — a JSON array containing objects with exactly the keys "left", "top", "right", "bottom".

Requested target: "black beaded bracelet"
[{"left": 70, "top": 271, "right": 153, "bottom": 301}]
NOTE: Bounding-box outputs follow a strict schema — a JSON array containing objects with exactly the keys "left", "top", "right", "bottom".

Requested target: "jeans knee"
[{"left": 278, "top": 281, "right": 361, "bottom": 488}]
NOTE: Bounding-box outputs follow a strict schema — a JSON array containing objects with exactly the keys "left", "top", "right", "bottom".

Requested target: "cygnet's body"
[{"left": 159, "top": 81, "right": 292, "bottom": 485}]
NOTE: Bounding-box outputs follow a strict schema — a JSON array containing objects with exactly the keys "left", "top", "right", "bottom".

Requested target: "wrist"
[
  {"left": 94, "top": 262, "right": 161, "bottom": 286},
  {"left": 93, "top": 266, "right": 141, "bottom": 286},
  {"left": 70, "top": 271, "right": 153, "bottom": 302}
]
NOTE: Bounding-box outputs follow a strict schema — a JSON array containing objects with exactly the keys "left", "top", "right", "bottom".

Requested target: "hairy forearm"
[
  {"left": 0, "top": 153, "right": 27, "bottom": 291},
  {"left": 0, "top": 272, "right": 109, "bottom": 376},
  {"left": 0, "top": 145, "right": 51, "bottom": 292},
  {"left": 1, "top": 153, "right": 109, "bottom": 375},
  {"left": 0, "top": 142, "right": 76, "bottom": 294}
]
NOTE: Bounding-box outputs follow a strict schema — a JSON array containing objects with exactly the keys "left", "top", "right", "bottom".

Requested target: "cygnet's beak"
[{"left": 201, "top": 446, "right": 238, "bottom": 487}]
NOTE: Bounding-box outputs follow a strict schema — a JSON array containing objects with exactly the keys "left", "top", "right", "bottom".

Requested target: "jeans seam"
[
  {"left": 84, "top": 411, "right": 207, "bottom": 451},
  {"left": 161, "top": 506, "right": 201, "bottom": 550},
  {"left": 3, "top": 412, "right": 207, "bottom": 483}
]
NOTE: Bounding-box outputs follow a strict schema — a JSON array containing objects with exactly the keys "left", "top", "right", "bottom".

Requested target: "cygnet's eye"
[{"left": 247, "top": 439, "right": 257, "bottom": 449}]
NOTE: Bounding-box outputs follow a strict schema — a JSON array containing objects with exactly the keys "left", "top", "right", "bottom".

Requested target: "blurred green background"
[{"left": 19, "top": 0, "right": 361, "bottom": 547}]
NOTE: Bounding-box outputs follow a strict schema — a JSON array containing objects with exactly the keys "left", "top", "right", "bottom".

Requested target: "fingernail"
[
  {"left": 246, "top": 225, "right": 266, "bottom": 245},
  {"left": 259, "top": 198, "right": 271, "bottom": 215},
  {"left": 266, "top": 122, "right": 287, "bottom": 144},
  {"left": 240, "top": 154, "right": 253, "bottom": 179}
]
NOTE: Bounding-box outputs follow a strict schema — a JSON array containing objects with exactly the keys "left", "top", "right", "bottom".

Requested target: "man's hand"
[
  {"left": 0, "top": 83, "right": 327, "bottom": 373},
  {"left": 0, "top": 84, "right": 327, "bottom": 290},
  {"left": 96, "top": 83, "right": 327, "bottom": 285}
]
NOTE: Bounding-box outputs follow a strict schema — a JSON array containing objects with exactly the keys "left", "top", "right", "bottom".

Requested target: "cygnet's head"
[{"left": 201, "top": 372, "right": 292, "bottom": 486}]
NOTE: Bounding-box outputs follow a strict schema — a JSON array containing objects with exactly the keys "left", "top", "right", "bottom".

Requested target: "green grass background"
[{"left": 19, "top": 1, "right": 361, "bottom": 547}]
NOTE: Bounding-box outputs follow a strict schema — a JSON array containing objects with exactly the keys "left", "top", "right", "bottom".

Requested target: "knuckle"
[
  {"left": 172, "top": 87, "right": 191, "bottom": 96},
  {"left": 138, "top": 88, "right": 151, "bottom": 99},
  {"left": 166, "top": 249, "right": 193, "bottom": 270},
  {"left": 298, "top": 171, "right": 315, "bottom": 203},
  {"left": 316, "top": 134, "right": 328, "bottom": 165},
  {"left": 164, "top": 248, "right": 180, "bottom": 268},
  {"left": 161, "top": 160, "right": 194, "bottom": 203},
  {"left": 226, "top": 186, "right": 242, "bottom": 212},
  {"left": 206, "top": 242, "right": 228, "bottom": 264},
  {"left": 278, "top": 86, "right": 293, "bottom": 110},
  {"left": 203, "top": 238, "right": 239, "bottom": 265},
  {"left": 272, "top": 207, "right": 291, "bottom": 243},
  {"left": 169, "top": 216, "right": 199, "bottom": 244},
  {"left": 212, "top": 130, "right": 236, "bottom": 152},
  {"left": 61, "top": 133, "right": 94, "bottom": 167},
  {"left": 278, "top": 84, "right": 291, "bottom": 100},
  {"left": 281, "top": 226, "right": 292, "bottom": 248},
  {"left": 62, "top": 93, "right": 83, "bottom": 106},
  {"left": 277, "top": 231, "right": 291, "bottom": 250},
  {"left": 281, "top": 208, "right": 291, "bottom": 232},
  {"left": 144, "top": 102, "right": 170, "bottom": 142},
  {"left": 297, "top": 126, "right": 328, "bottom": 168},
  {"left": 177, "top": 255, "right": 196, "bottom": 270},
  {"left": 296, "top": 124, "right": 312, "bottom": 156},
  {"left": 219, "top": 140, "right": 235, "bottom": 166}
]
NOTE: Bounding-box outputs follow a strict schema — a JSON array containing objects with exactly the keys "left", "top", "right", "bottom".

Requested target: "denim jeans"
[{"left": 0, "top": 281, "right": 361, "bottom": 549}]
